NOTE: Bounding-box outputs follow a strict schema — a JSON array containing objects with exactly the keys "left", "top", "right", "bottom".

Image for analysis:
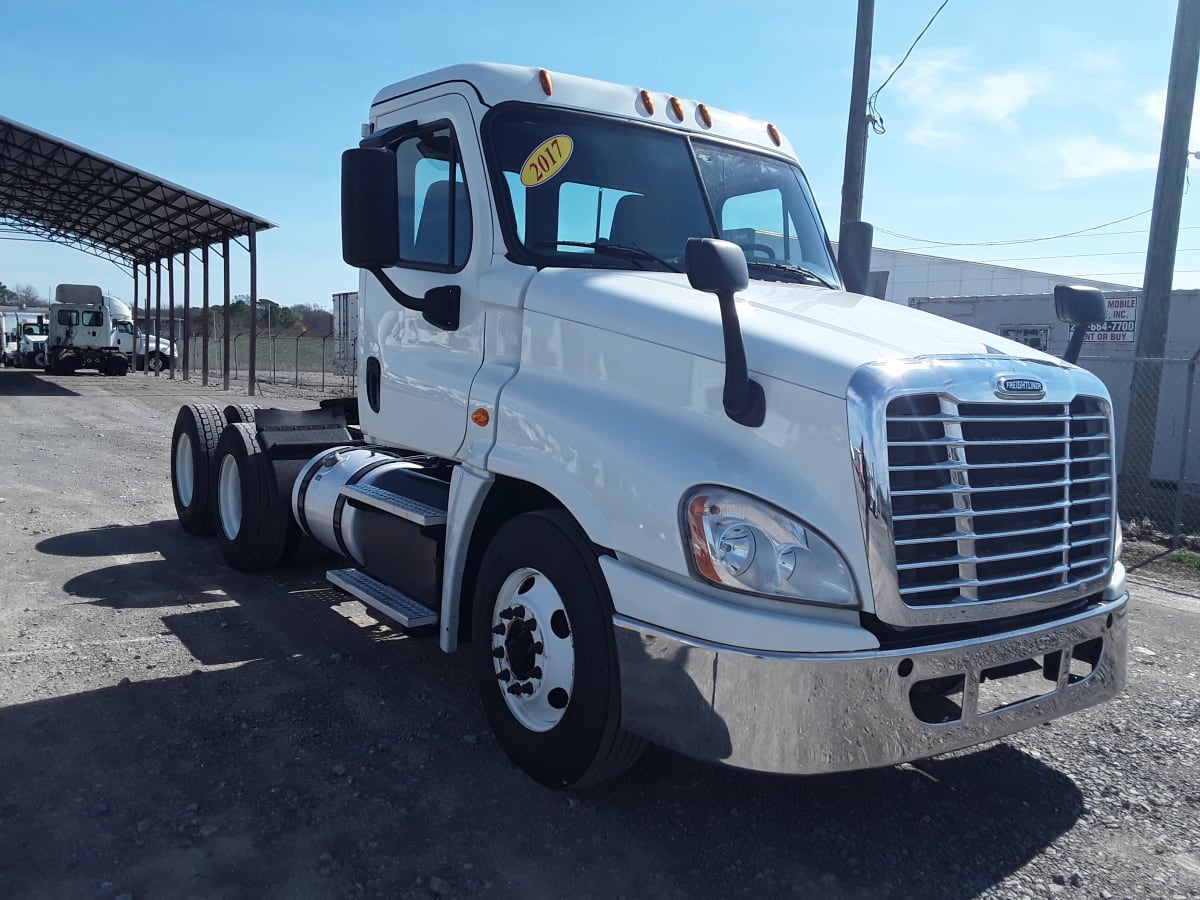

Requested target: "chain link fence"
[
  {"left": 1080, "top": 351, "right": 1200, "bottom": 548},
  {"left": 178, "top": 334, "right": 358, "bottom": 396}
]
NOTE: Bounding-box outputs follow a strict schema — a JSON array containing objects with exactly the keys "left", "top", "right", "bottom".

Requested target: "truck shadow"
[
  {"left": 0, "top": 369, "right": 80, "bottom": 397},
  {"left": 18, "top": 521, "right": 1084, "bottom": 899}
]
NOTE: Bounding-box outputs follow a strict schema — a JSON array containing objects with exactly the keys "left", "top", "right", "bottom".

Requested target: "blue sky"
[{"left": 0, "top": 0, "right": 1192, "bottom": 306}]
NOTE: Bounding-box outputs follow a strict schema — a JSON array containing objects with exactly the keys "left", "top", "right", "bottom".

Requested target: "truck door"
[{"left": 359, "top": 93, "right": 489, "bottom": 459}]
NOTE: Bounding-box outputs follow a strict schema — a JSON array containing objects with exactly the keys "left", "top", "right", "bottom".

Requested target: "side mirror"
[
  {"left": 341, "top": 147, "right": 460, "bottom": 332},
  {"left": 341, "top": 148, "right": 399, "bottom": 268},
  {"left": 685, "top": 237, "right": 749, "bottom": 295},
  {"left": 1054, "top": 285, "right": 1106, "bottom": 364},
  {"left": 685, "top": 238, "right": 764, "bottom": 428},
  {"left": 1054, "top": 284, "right": 1106, "bottom": 326},
  {"left": 837, "top": 220, "right": 873, "bottom": 296}
]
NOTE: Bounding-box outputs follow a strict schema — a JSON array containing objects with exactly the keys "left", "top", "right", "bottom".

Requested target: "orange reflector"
[
  {"left": 639, "top": 90, "right": 654, "bottom": 115},
  {"left": 471, "top": 408, "right": 490, "bottom": 427},
  {"left": 538, "top": 69, "right": 553, "bottom": 96},
  {"left": 697, "top": 103, "right": 713, "bottom": 128},
  {"left": 767, "top": 123, "right": 782, "bottom": 146},
  {"left": 669, "top": 96, "right": 684, "bottom": 121}
]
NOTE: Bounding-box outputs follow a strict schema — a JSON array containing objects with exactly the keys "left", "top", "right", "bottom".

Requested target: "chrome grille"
[{"left": 886, "top": 394, "right": 1113, "bottom": 608}]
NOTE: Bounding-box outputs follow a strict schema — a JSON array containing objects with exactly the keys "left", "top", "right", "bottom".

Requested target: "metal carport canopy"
[{"left": 0, "top": 114, "right": 274, "bottom": 262}]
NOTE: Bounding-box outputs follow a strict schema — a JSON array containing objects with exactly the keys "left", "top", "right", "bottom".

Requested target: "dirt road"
[{"left": 1, "top": 369, "right": 1197, "bottom": 899}]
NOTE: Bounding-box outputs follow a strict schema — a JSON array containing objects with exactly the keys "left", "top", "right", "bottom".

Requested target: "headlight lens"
[{"left": 683, "top": 487, "right": 858, "bottom": 608}]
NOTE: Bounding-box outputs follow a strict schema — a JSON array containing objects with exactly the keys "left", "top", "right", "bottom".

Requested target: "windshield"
[
  {"left": 485, "top": 104, "right": 839, "bottom": 286},
  {"left": 22, "top": 323, "right": 48, "bottom": 336}
]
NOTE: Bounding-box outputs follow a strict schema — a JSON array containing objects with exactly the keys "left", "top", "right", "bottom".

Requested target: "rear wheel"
[
  {"left": 214, "top": 422, "right": 298, "bottom": 571},
  {"left": 171, "top": 404, "right": 228, "bottom": 535},
  {"left": 223, "top": 403, "right": 259, "bottom": 425},
  {"left": 471, "top": 510, "right": 644, "bottom": 788}
]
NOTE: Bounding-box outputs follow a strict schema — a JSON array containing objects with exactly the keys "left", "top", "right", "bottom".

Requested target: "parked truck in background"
[
  {"left": 46, "top": 284, "right": 176, "bottom": 375},
  {"left": 168, "top": 64, "right": 1127, "bottom": 788},
  {"left": 2, "top": 310, "right": 49, "bottom": 368}
]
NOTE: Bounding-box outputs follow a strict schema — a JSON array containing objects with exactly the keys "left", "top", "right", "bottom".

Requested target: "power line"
[
  {"left": 876, "top": 208, "right": 1153, "bottom": 247},
  {"left": 867, "top": 0, "right": 952, "bottom": 135},
  {"left": 971, "top": 248, "right": 1200, "bottom": 263}
]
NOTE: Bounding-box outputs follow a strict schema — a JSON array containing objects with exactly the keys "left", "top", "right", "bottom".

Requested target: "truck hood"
[{"left": 523, "top": 269, "right": 1061, "bottom": 398}]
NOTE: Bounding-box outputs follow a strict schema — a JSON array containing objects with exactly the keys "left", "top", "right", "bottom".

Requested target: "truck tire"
[
  {"left": 214, "top": 422, "right": 298, "bottom": 571},
  {"left": 171, "top": 404, "right": 228, "bottom": 535},
  {"left": 471, "top": 510, "right": 645, "bottom": 788},
  {"left": 223, "top": 403, "right": 259, "bottom": 425}
]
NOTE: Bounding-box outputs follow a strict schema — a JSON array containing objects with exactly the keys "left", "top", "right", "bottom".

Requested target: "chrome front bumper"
[{"left": 613, "top": 595, "right": 1127, "bottom": 775}]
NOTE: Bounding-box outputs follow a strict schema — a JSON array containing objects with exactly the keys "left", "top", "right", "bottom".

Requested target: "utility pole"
[
  {"left": 1121, "top": 0, "right": 1200, "bottom": 520},
  {"left": 840, "top": 0, "right": 875, "bottom": 234}
]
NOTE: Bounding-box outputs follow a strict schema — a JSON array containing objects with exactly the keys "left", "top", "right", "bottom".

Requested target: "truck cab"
[
  {"left": 171, "top": 64, "right": 1127, "bottom": 788},
  {"left": 47, "top": 284, "right": 130, "bottom": 376}
]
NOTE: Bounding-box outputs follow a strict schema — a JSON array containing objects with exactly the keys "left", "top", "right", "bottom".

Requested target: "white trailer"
[
  {"left": 169, "top": 64, "right": 1127, "bottom": 788},
  {"left": 331, "top": 290, "right": 358, "bottom": 377}
]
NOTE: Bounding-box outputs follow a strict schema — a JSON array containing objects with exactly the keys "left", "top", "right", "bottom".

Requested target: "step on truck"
[{"left": 168, "top": 64, "right": 1127, "bottom": 788}]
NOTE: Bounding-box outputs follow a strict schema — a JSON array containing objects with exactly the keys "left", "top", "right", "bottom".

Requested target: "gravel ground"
[{"left": 0, "top": 368, "right": 1197, "bottom": 900}]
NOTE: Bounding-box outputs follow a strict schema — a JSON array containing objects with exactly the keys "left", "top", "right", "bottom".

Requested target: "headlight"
[{"left": 682, "top": 487, "right": 858, "bottom": 608}]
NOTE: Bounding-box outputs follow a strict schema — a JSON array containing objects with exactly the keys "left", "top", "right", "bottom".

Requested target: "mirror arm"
[
  {"left": 716, "top": 290, "right": 766, "bottom": 428},
  {"left": 1063, "top": 324, "right": 1089, "bottom": 365},
  {"left": 366, "top": 267, "right": 460, "bottom": 331}
]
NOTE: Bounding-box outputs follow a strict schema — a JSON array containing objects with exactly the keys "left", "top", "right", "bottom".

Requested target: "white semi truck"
[
  {"left": 1, "top": 311, "right": 48, "bottom": 368},
  {"left": 46, "top": 285, "right": 176, "bottom": 375},
  {"left": 168, "top": 64, "right": 1126, "bottom": 788}
]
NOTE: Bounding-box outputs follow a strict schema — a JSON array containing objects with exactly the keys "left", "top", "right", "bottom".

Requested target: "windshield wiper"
[
  {"left": 534, "top": 240, "right": 681, "bottom": 273},
  {"left": 746, "top": 260, "right": 837, "bottom": 289}
]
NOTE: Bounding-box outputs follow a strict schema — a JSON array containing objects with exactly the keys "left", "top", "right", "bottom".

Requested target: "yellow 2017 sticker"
[{"left": 520, "top": 135, "right": 573, "bottom": 187}]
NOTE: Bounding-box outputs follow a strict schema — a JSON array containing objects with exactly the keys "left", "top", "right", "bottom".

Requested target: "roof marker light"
[
  {"left": 538, "top": 69, "right": 553, "bottom": 96},
  {"left": 639, "top": 90, "right": 654, "bottom": 115},
  {"left": 697, "top": 104, "right": 713, "bottom": 128},
  {"left": 767, "top": 123, "right": 782, "bottom": 146},
  {"left": 668, "top": 97, "right": 684, "bottom": 121}
]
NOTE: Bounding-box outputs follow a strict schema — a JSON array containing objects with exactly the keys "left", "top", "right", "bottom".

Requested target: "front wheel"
[{"left": 471, "top": 510, "right": 644, "bottom": 788}]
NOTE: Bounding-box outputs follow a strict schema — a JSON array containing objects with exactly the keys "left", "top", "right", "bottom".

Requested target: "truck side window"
[
  {"left": 57, "top": 310, "right": 78, "bottom": 326},
  {"left": 82, "top": 311, "right": 103, "bottom": 327},
  {"left": 395, "top": 125, "right": 471, "bottom": 270}
]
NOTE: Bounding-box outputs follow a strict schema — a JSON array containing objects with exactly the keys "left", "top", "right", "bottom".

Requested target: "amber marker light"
[
  {"left": 538, "top": 69, "right": 553, "bottom": 96},
  {"left": 471, "top": 408, "right": 490, "bottom": 427},
  {"left": 697, "top": 103, "right": 713, "bottom": 128},
  {"left": 639, "top": 90, "right": 654, "bottom": 115},
  {"left": 668, "top": 96, "right": 684, "bottom": 121},
  {"left": 767, "top": 123, "right": 782, "bottom": 146}
]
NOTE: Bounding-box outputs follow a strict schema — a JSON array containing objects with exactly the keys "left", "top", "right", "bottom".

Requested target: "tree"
[
  {"left": 290, "top": 302, "right": 334, "bottom": 335},
  {"left": 0, "top": 282, "right": 15, "bottom": 303},
  {"left": 13, "top": 284, "right": 42, "bottom": 307}
]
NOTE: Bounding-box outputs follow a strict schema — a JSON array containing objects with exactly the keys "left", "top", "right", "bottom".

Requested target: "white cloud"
[
  {"left": 1056, "top": 137, "right": 1159, "bottom": 179},
  {"left": 875, "top": 51, "right": 1049, "bottom": 146}
]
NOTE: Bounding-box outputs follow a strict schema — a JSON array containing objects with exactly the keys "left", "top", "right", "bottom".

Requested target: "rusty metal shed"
[{"left": 0, "top": 113, "right": 275, "bottom": 390}]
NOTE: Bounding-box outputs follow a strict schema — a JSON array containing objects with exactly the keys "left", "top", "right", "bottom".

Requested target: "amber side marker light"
[
  {"left": 668, "top": 96, "right": 684, "bottom": 121},
  {"left": 639, "top": 90, "right": 655, "bottom": 115},
  {"left": 767, "top": 123, "right": 782, "bottom": 146},
  {"left": 471, "top": 408, "right": 490, "bottom": 427},
  {"left": 697, "top": 103, "right": 713, "bottom": 128},
  {"left": 538, "top": 69, "right": 553, "bottom": 96}
]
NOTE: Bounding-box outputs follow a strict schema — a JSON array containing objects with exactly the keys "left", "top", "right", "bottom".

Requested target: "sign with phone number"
[{"left": 1083, "top": 294, "right": 1137, "bottom": 343}]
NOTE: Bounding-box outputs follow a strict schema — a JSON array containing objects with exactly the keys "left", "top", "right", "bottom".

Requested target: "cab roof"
[{"left": 371, "top": 63, "right": 796, "bottom": 158}]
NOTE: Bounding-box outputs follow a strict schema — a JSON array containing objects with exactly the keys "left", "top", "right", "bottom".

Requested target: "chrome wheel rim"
[
  {"left": 490, "top": 567, "right": 575, "bottom": 732},
  {"left": 174, "top": 433, "right": 194, "bottom": 506},
  {"left": 218, "top": 454, "right": 242, "bottom": 540}
]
